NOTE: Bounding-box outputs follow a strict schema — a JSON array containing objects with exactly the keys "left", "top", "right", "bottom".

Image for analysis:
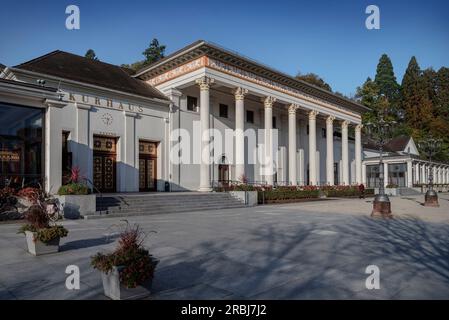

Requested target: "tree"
[
  {"left": 85, "top": 49, "right": 99, "bottom": 61},
  {"left": 374, "top": 54, "right": 400, "bottom": 106},
  {"left": 400, "top": 57, "right": 434, "bottom": 141},
  {"left": 295, "top": 72, "right": 332, "bottom": 92},
  {"left": 122, "top": 38, "right": 166, "bottom": 72},
  {"left": 142, "top": 38, "right": 166, "bottom": 66}
]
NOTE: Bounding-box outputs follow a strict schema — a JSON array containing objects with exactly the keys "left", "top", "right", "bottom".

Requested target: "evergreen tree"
[
  {"left": 142, "top": 38, "right": 166, "bottom": 66},
  {"left": 400, "top": 56, "right": 433, "bottom": 140},
  {"left": 85, "top": 49, "right": 99, "bottom": 61},
  {"left": 374, "top": 54, "right": 400, "bottom": 106}
]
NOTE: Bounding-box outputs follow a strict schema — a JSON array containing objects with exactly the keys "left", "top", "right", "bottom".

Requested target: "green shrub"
[
  {"left": 58, "top": 182, "right": 90, "bottom": 195},
  {"left": 258, "top": 189, "right": 320, "bottom": 203},
  {"left": 19, "top": 224, "right": 68, "bottom": 243}
]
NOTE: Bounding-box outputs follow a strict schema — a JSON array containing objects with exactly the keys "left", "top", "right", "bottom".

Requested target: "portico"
[{"left": 137, "top": 41, "right": 368, "bottom": 191}]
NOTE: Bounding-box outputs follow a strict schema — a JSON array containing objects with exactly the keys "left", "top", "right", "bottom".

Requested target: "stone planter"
[
  {"left": 229, "top": 191, "right": 258, "bottom": 206},
  {"left": 375, "top": 188, "right": 399, "bottom": 196},
  {"left": 56, "top": 194, "right": 96, "bottom": 219},
  {"left": 101, "top": 266, "right": 155, "bottom": 300},
  {"left": 25, "top": 230, "right": 60, "bottom": 256}
]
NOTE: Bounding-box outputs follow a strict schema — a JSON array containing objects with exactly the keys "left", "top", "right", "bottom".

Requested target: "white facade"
[{"left": 1, "top": 41, "right": 369, "bottom": 194}]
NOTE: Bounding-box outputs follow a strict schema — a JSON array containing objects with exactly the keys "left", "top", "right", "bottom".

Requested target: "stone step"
[
  {"left": 90, "top": 203, "right": 247, "bottom": 219},
  {"left": 91, "top": 192, "right": 247, "bottom": 218}
]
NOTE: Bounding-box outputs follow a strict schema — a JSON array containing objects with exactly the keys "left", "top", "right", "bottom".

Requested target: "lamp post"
[
  {"left": 365, "top": 111, "right": 396, "bottom": 218},
  {"left": 418, "top": 137, "right": 442, "bottom": 207}
]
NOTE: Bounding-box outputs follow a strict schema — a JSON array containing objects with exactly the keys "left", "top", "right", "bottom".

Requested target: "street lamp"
[
  {"left": 365, "top": 111, "right": 396, "bottom": 218},
  {"left": 418, "top": 137, "right": 442, "bottom": 207}
]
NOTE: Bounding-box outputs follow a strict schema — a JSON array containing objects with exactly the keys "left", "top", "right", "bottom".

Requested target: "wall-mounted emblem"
[{"left": 101, "top": 113, "right": 113, "bottom": 126}]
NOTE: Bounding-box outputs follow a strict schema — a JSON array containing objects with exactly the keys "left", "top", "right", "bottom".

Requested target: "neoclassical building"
[{"left": 0, "top": 40, "right": 369, "bottom": 193}]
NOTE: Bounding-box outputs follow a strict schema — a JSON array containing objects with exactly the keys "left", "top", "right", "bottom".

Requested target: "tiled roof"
[{"left": 14, "top": 51, "right": 168, "bottom": 101}]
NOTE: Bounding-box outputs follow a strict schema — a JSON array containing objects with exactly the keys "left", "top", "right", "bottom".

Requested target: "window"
[
  {"left": 246, "top": 110, "right": 254, "bottom": 124},
  {"left": 272, "top": 116, "right": 277, "bottom": 129},
  {"left": 187, "top": 96, "right": 198, "bottom": 112},
  {"left": 307, "top": 125, "right": 309, "bottom": 135},
  {"left": 0, "top": 103, "right": 44, "bottom": 188},
  {"left": 62, "top": 131, "right": 72, "bottom": 185},
  {"left": 219, "top": 104, "right": 228, "bottom": 118},
  {"left": 322, "top": 128, "right": 326, "bottom": 138}
]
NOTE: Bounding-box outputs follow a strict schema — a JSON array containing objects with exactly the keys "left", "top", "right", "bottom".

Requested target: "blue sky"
[{"left": 0, "top": 0, "right": 448, "bottom": 96}]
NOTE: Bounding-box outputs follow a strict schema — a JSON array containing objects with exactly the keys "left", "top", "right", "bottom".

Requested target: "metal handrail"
[{"left": 83, "top": 177, "right": 103, "bottom": 215}]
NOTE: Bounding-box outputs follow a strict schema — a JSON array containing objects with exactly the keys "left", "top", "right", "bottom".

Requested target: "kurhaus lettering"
[{"left": 68, "top": 92, "right": 144, "bottom": 113}]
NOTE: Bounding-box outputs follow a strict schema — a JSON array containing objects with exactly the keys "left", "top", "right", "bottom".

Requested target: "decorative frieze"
[{"left": 147, "top": 56, "right": 207, "bottom": 86}]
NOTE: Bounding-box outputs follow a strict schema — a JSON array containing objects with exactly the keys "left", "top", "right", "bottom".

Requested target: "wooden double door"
[
  {"left": 139, "top": 141, "right": 157, "bottom": 192},
  {"left": 93, "top": 136, "right": 117, "bottom": 193}
]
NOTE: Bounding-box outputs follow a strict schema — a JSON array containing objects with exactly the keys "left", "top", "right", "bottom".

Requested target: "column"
[
  {"left": 407, "top": 160, "right": 413, "bottom": 188},
  {"left": 288, "top": 104, "right": 298, "bottom": 185},
  {"left": 433, "top": 166, "right": 437, "bottom": 184},
  {"left": 326, "top": 116, "right": 335, "bottom": 185},
  {"left": 355, "top": 124, "right": 363, "bottom": 184},
  {"left": 362, "top": 163, "right": 367, "bottom": 185},
  {"left": 234, "top": 87, "right": 248, "bottom": 182},
  {"left": 341, "top": 120, "right": 349, "bottom": 185},
  {"left": 123, "top": 111, "right": 137, "bottom": 192},
  {"left": 421, "top": 163, "right": 426, "bottom": 184},
  {"left": 196, "top": 76, "right": 214, "bottom": 192},
  {"left": 308, "top": 110, "right": 318, "bottom": 185},
  {"left": 414, "top": 162, "right": 420, "bottom": 185},
  {"left": 44, "top": 99, "right": 66, "bottom": 194},
  {"left": 263, "top": 96, "right": 276, "bottom": 185},
  {"left": 384, "top": 162, "right": 389, "bottom": 187}
]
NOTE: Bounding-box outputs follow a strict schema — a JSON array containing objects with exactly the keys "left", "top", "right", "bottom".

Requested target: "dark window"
[
  {"left": 307, "top": 125, "right": 309, "bottom": 135},
  {"left": 187, "top": 96, "right": 198, "bottom": 112},
  {"left": 272, "top": 116, "right": 277, "bottom": 129},
  {"left": 246, "top": 110, "right": 254, "bottom": 124},
  {"left": 322, "top": 128, "right": 326, "bottom": 138},
  {"left": 0, "top": 103, "right": 44, "bottom": 188},
  {"left": 62, "top": 131, "right": 72, "bottom": 185},
  {"left": 219, "top": 104, "right": 228, "bottom": 118}
]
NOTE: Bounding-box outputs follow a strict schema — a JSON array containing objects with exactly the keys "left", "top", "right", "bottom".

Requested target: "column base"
[
  {"left": 424, "top": 191, "right": 439, "bottom": 207},
  {"left": 371, "top": 199, "right": 393, "bottom": 219}
]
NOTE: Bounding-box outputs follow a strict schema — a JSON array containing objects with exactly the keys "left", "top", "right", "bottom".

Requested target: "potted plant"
[
  {"left": 18, "top": 205, "right": 68, "bottom": 255},
  {"left": 56, "top": 167, "right": 95, "bottom": 218},
  {"left": 91, "top": 223, "right": 158, "bottom": 300}
]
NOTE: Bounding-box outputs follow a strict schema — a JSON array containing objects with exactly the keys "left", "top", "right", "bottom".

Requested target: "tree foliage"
[
  {"left": 295, "top": 72, "right": 332, "bottom": 92},
  {"left": 85, "top": 49, "right": 99, "bottom": 61},
  {"left": 122, "top": 38, "right": 166, "bottom": 72},
  {"left": 358, "top": 54, "right": 449, "bottom": 162}
]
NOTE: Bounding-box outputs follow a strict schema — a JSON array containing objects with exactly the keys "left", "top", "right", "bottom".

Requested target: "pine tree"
[{"left": 85, "top": 49, "right": 99, "bottom": 61}]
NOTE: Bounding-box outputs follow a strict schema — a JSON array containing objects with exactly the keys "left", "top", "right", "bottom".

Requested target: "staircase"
[{"left": 92, "top": 192, "right": 247, "bottom": 218}]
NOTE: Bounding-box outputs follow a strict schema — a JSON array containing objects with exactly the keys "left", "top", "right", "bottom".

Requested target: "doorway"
[
  {"left": 93, "top": 135, "right": 117, "bottom": 193},
  {"left": 139, "top": 140, "right": 158, "bottom": 192}
]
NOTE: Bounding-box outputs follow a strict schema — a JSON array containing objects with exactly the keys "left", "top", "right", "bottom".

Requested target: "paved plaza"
[{"left": 1, "top": 194, "right": 449, "bottom": 300}]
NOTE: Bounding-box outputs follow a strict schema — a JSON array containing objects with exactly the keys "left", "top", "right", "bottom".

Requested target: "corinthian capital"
[
  {"left": 195, "top": 76, "right": 215, "bottom": 91},
  {"left": 288, "top": 104, "right": 299, "bottom": 115},
  {"left": 308, "top": 110, "right": 319, "bottom": 120},
  {"left": 326, "top": 115, "right": 335, "bottom": 125},
  {"left": 262, "top": 96, "right": 277, "bottom": 108},
  {"left": 234, "top": 87, "right": 249, "bottom": 101},
  {"left": 341, "top": 120, "right": 350, "bottom": 129},
  {"left": 355, "top": 123, "right": 363, "bottom": 132}
]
